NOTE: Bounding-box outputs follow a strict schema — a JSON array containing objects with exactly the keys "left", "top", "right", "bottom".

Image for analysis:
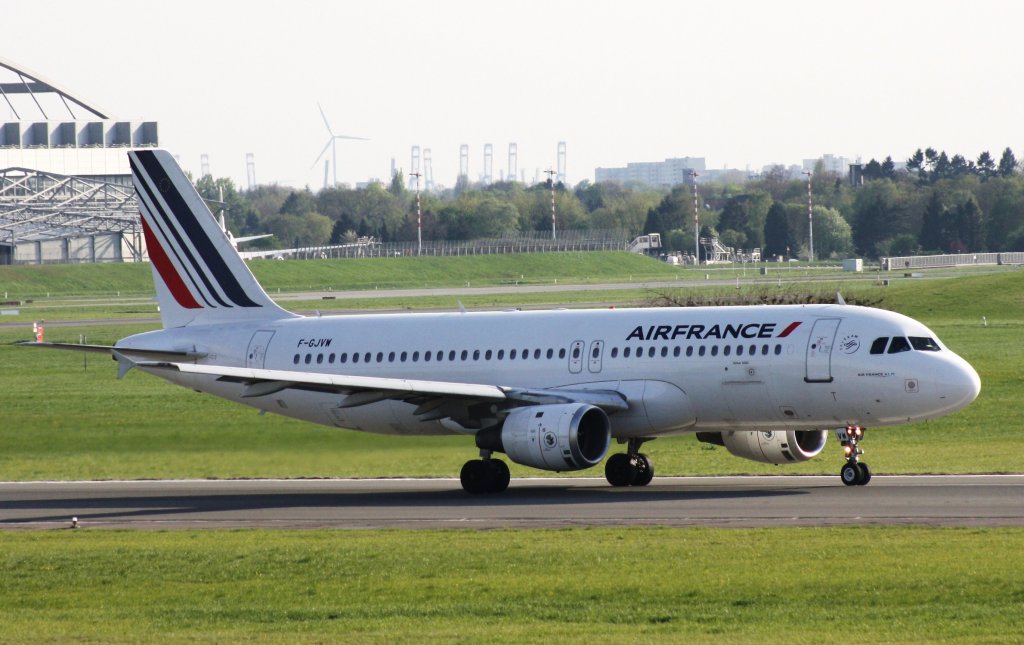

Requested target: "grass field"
[
  {"left": 1, "top": 266, "right": 1021, "bottom": 480},
  {"left": 1, "top": 527, "right": 1022, "bottom": 643},
  {"left": 0, "top": 251, "right": 697, "bottom": 299}
]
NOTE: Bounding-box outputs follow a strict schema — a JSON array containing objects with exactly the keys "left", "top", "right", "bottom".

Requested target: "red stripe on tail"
[{"left": 141, "top": 217, "right": 202, "bottom": 309}]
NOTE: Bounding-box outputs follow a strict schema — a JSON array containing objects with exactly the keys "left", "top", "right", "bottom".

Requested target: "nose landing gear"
[{"left": 836, "top": 426, "right": 871, "bottom": 486}]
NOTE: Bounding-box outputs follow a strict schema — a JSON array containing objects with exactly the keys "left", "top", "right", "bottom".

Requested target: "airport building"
[
  {"left": 0, "top": 57, "right": 155, "bottom": 264},
  {"left": 595, "top": 157, "right": 706, "bottom": 187}
]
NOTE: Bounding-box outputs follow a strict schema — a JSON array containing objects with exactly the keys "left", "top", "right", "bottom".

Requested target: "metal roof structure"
[
  {"left": 0, "top": 58, "right": 153, "bottom": 262},
  {"left": 0, "top": 56, "right": 110, "bottom": 120},
  {"left": 0, "top": 167, "right": 138, "bottom": 243}
]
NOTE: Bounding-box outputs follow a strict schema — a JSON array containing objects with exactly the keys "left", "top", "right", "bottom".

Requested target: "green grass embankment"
[{"left": 1, "top": 528, "right": 1022, "bottom": 643}]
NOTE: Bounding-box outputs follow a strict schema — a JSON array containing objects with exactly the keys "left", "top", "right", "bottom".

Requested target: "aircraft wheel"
[
  {"left": 460, "top": 460, "right": 490, "bottom": 494},
  {"left": 486, "top": 459, "right": 511, "bottom": 493},
  {"left": 605, "top": 453, "right": 636, "bottom": 487},
  {"left": 840, "top": 462, "right": 860, "bottom": 486},
  {"left": 633, "top": 453, "right": 654, "bottom": 487},
  {"left": 856, "top": 462, "right": 872, "bottom": 486}
]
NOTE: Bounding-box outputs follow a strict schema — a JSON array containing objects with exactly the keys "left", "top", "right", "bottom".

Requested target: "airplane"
[{"left": 21, "top": 149, "right": 981, "bottom": 493}]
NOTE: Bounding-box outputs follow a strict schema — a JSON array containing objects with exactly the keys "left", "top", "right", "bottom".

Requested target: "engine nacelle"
[
  {"left": 476, "top": 404, "right": 611, "bottom": 472},
  {"left": 697, "top": 430, "right": 827, "bottom": 465}
]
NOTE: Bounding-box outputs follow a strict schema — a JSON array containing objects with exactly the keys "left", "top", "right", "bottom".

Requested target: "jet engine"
[
  {"left": 697, "top": 430, "right": 827, "bottom": 464},
  {"left": 476, "top": 403, "right": 611, "bottom": 471}
]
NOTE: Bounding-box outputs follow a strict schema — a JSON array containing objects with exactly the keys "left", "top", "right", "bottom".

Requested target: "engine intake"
[
  {"left": 697, "top": 430, "right": 827, "bottom": 464},
  {"left": 476, "top": 403, "right": 611, "bottom": 472}
]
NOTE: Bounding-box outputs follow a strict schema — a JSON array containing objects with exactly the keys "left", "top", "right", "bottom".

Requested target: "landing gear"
[
  {"left": 604, "top": 438, "right": 654, "bottom": 487},
  {"left": 460, "top": 454, "right": 510, "bottom": 494},
  {"left": 836, "top": 426, "right": 871, "bottom": 486}
]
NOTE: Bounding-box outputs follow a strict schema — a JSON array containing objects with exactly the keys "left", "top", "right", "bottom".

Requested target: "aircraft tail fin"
[{"left": 129, "top": 149, "right": 297, "bottom": 328}]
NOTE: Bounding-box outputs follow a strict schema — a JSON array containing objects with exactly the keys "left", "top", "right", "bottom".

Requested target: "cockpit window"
[
  {"left": 887, "top": 336, "right": 911, "bottom": 354},
  {"left": 870, "top": 337, "right": 889, "bottom": 354},
  {"left": 910, "top": 336, "right": 941, "bottom": 352}
]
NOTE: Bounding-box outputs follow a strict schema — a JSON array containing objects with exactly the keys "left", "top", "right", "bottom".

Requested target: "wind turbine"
[{"left": 312, "top": 103, "right": 368, "bottom": 188}]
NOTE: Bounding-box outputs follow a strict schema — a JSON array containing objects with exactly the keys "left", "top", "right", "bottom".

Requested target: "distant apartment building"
[
  {"left": 801, "top": 154, "right": 850, "bottom": 175},
  {"left": 595, "top": 157, "right": 707, "bottom": 187}
]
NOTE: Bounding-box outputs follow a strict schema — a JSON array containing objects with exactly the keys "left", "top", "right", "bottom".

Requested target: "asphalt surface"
[{"left": 1, "top": 475, "right": 1021, "bottom": 530}]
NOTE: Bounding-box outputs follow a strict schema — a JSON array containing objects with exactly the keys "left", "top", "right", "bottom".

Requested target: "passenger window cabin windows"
[
  {"left": 486, "top": 350, "right": 493, "bottom": 360},
  {"left": 329, "top": 353, "right": 336, "bottom": 364},
  {"left": 364, "top": 352, "right": 371, "bottom": 363},
  {"left": 723, "top": 346, "right": 731, "bottom": 357},
  {"left": 473, "top": 350, "right": 480, "bottom": 361},
  {"left": 522, "top": 349, "right": 529, "bottom": 360},
  {"left": 624, "top": 347, "right": 631, "bottom": 358},
  {"left": 611, "top": 347, "right": 619, "bottom": 358},
  {"left": 352, "top": 353, "right": 359, "bottom": 364},
  {"left": 559, "top": 348, "right": 566, "bottom": 359},
  {"left": 510, "top": 349, "right": 518, "bottom": 359},
  {"left": 750, "top": 344, "right": 756, "bottom": 356},
  {"left": 888, "top": 336, "right": 912, "bottom": 354},
  {"left": 774, "top": 344, "right": 782, "bottom": 356},
  {"left": 686, "top": 346, "right": 693, "bottom": 357},
  {"left": 388, "top": 351, "right": 396, "bottom": 362},
  {"left": 461, "top": 350, "right": 469, "bottom": 361},
  {"left": 870, "top": 337, "right": 889, "bottom": 354},
  {"left": 761, "top": 345, "right": 768, "bottom": 356},
  {"left": 316, "top": 353, "right": 324, "bottom": 364},
  {"left": 737, "top": 345, "right": 744, "bottom": 356},
  {"left": 426, "top": 351, "right": 433, "bottom": 362},
  {"left": 534, "top": 349, "right": 541, "bottom": 359},
  {"left": 498, "top": 349, "right": 505, "bottom": 360},
  {"left": 648, "top": 347, "right": 656, "bottom": 358},
  {"left": 413, "top": 351, "right": 420, "bottom": 362},
  {"left": 711, "top": 346, "right": 719, "bottom": 357},
  {"left": 698, "top": 346, "right": 706, "bottom": 357},
  {"left": 376, "top": 352, "right": 384, "bottom": 363},
  {"left": 549, "top": 349, "right": 555, "bottom": 359},
  {"left": 661, "top": 347, "right": 669, "bottom": 358},
  {"left": 910, "top": 336, "right": 941, "bottom": 352},
  {"left": 293, "top": 354, "right": 300, "bottom": 364},
  {"left": 449, "top": 350, "right": 456, "bottom": 361},
  {"left": 673, "top": 346, "right": 681, "bottom": 357},
  {"left": 304, "top": 354, "right": 312, "bottom": 364},
  {"left": 340, "top": 353, "right": 348, "bottom": 364},
  {"left": 572, "top": 347, "right": 581, "bottom": 359}
]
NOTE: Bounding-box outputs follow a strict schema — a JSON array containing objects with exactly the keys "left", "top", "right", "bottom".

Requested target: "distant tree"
[
  {"left": 389, "top": 170, "right": 405, "bottom": 196},
  {"left": 953, "top": 195, "right": 985, "bottom": 251},
  {"left": 976, "top": 151, "right": 996, "bottom": 181},
  {"left": 919, "top": 190, "right": 947, "bottom": 251},
  {"left": 950, "top": 154, "right": 972, "bottom": 177},
  {"left": 906, "top": 149, "right": 926, "bottom": 180},
  {"left": 998, "top": 147, "right": 1018, "bottom": 177},
  {"left": 862, "top": 158, "right": 884, "bottom": 181},
  {"left": 810, "top": 206, "right": 853, "bottom": 259},
  {"left": 880, "top": 156, "right": 897, "bottom": 180},
  {"left": 763, "top": 202, "right": 797, "bottom": 258}
]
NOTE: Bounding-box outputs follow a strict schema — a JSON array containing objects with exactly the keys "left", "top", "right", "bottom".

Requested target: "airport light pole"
[
  {"left": 803, "top": 170, "right": 814, "bottom": 263},
  {"left": 691, "top": 171, "right": 700, "bottom": 264},
  {"left": 544, "top": 168, "right": 557, "bottom": 240},
  {"left": 410, "top": 171, "right": 422, "bottom": 255}
]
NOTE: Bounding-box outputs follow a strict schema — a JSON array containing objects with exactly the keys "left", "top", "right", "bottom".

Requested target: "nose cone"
[{"left": 938, "top": 355, "right": 981, "bottom": 414}]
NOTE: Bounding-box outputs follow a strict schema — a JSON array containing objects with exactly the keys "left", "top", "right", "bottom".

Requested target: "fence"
[
  {"left": 881, "top": 252, "right": 1024, "bottom": 271},
  {"left": 284, "top": 230, "right": 633, "bottom": 260}
]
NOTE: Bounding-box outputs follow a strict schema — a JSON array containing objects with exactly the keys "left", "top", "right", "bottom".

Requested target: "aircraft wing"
[{"left": 134, "top": 361, "right": 630, "bottom": 424}]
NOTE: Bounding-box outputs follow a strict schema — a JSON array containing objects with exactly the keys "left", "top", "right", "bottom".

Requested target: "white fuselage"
[{"left": 119, "top": 303, "right": 981, "bottom": 439}]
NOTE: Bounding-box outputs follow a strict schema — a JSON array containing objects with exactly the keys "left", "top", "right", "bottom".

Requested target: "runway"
[{"left": 2, "top": 475, "right": 1022, "bottom": 530}]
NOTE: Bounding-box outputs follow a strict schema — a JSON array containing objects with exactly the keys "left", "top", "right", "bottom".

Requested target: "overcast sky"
[{"left": 5, "top": 0, "right": 1021, "bottom": 189}]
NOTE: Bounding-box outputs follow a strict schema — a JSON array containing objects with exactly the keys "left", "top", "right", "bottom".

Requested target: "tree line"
[{"left": 194, "top": 146, "right": 1024, "bottom": 259}]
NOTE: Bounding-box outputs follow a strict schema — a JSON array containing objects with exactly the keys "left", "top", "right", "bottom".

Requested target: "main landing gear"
[
  {"left": 460, "top": 451, "right": 510, "bottom": 494},
  {"left": 605, "top": 438, "right": 655, "bottom": 487},
  {"left": 836, "top": 425, "right": 872, "bottom": 486}
]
